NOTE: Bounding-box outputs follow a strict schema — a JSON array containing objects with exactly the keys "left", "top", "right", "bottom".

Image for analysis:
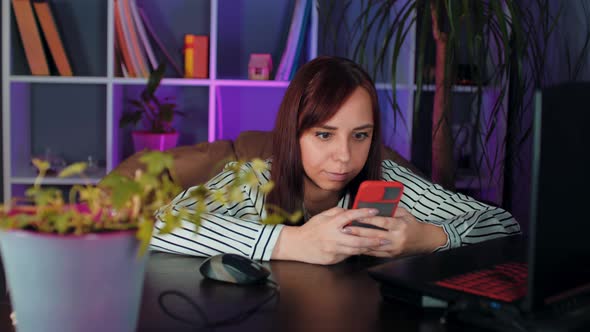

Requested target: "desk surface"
[{"left": 0, "top": 253, "right": 460, "bottom": 332}]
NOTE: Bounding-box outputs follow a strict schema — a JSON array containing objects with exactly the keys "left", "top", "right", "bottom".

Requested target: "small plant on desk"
[{"left": 0, "top": 151, "right": 298, "bottom": 332}]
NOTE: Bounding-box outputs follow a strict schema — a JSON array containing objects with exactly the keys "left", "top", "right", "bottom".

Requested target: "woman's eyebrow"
[
  {"left": 316, "top": 124, "right": 374, "bottom": 130},
  {"left": 353, "top": 124, "right": 374, "bottom": 130}
]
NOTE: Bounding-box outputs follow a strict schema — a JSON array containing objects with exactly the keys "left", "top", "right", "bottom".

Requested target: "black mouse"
[{"left": 199, "top": 253, "right": 271, "bottom": 285}]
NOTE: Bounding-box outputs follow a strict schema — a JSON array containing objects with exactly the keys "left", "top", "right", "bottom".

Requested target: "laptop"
[{"left": 368, "top": 83, "right": 590, "bottom": 330}]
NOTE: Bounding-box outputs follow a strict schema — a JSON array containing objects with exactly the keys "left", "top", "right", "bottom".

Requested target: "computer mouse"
[{"left": 199, "top": 253, "right": 271, "bottom": 285}]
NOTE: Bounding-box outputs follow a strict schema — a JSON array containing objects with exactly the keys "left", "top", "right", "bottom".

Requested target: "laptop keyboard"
[{"left": 434, "top": 262, "right": 528, "bottom": 302}]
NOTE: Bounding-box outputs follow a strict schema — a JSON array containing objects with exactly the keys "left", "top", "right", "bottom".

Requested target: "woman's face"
[{"left": 299, "top": 87, "right": 374, "bottom": 194}]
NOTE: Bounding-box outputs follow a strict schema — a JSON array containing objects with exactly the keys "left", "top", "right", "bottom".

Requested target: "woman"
[{"left": 151, "top": 56, "right": 520, "bottom": 265}]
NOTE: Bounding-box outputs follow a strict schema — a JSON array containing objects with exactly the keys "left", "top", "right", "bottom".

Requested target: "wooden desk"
[{"left": 0, "top": 253, "right": 457, "bottom": 332}]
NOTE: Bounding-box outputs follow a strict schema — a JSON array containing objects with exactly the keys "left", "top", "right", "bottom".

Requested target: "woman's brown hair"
[{"left": 267, "top": 56, "right": 383, "bottom": 216}]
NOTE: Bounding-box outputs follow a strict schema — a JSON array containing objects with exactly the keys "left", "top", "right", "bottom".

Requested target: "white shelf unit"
[
  {"left": 0, "top": 0, "right": 306, "bottom": 201},
  {"left": 1, "top": 0, "right": 420, "bottom": 204}
]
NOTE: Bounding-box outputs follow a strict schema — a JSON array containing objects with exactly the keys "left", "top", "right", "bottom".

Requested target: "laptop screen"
[{"left": 525, "top": 83, "right": 590, "bottom": 312}]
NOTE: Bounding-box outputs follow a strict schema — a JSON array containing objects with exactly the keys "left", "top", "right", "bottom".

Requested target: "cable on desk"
[{"left": 157, "top": 279, "right": 280, "bottom": 330}]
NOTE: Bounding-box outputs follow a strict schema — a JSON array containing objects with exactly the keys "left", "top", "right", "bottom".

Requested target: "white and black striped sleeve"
[
  {"left": 150, "top": 160, "right": 283, "bottom": 261},
  {"left": 381, "top": 160, "right": 521, "bottom": 251}
]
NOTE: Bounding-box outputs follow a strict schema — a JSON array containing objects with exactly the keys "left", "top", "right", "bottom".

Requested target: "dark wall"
[{"left": 507, "top": 0, "right": 590, "bottom": 232}]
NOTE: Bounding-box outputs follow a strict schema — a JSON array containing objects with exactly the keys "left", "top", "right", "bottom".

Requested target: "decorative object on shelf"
[
  {"left": 248, "top": 53, "right": 273, "bottom": 80},
  {"left": 119, "top": 62, "right": 185, "bottom": 152},
  {"left": 184, "top": 34, "right": 209, "bottom": 78},
  {"left": 0, "top": 151, "right": 293, "bottom": 332}
]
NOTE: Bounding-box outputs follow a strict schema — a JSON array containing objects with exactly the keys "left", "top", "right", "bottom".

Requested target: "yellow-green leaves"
[
  {"left": 58, "top": 162, "right": 87, "bottom": 178},
  {"left": 31, "top": 158, "right": 50, "bottom": 174},
  {"left": 0, "top": 154, "right": 299, "bottom": 259},
  {"left": 136, "top": 217, "right": 154, "bottom": 257},
  {"left": 139, "top": 150, "right": 174, "bottom": 175},
  {"left": 263, "top": 203, "right": 303, "bottom": 225},
  {"left": 260, "top": 182, "right": 274, "bottom": 194}
]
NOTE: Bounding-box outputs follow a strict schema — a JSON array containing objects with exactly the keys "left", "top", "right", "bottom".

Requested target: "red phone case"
[{"left": 350, "top": 181, "right": 404, "bottom": 229}]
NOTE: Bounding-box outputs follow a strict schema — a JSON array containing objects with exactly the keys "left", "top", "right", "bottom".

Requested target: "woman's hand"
[
  {"left": 342, "top": 207, "right": 448, "bottom": 258},
  {"left": 272, "top": 207, "right": 389, "bottom": 265}
]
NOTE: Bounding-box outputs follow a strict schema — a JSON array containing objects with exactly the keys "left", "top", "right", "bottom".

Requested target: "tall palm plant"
[{"left": 318, "top": 0, "right": 561, "bottom": 205}]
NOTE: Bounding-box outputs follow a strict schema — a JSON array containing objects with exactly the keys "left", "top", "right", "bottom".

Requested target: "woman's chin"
[{"left": 318, "top": 180, "right": 349, "bottom": 192}]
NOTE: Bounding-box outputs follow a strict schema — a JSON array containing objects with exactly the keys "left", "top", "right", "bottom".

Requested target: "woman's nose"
[{"left": 332, "top": 138, "right": 351, "bottom": 162}]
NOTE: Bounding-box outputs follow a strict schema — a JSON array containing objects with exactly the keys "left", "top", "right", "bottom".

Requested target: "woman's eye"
[
  {"left": 353, "top": 132, "right": 370, "bottom": 140},
  {"left": 315, "top": 132, "right": 332, "bottom": 140}
]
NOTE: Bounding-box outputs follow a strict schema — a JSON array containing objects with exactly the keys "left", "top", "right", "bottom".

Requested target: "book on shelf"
[
  {"left": 115, "top": 0, "right": 143, "bottom": 77},
  {"left": 32, "top": 0, "right": 73, "bottom": 76},
  {"left": 129, "top": 0, "right": 157, "bottom": 71},
  {"left": 11, "top": 0, "right": 49, "bottom": 75},
  {"left": 289, "top": 0, "right": 312, "bottom": 80},
  {"left": 122, "top": 0, "right": 149, "bottom": 77},
  {"left": 114, "top": 0, "right": 136, "bottom": 77},
  {"left": 137, "top": 5, "right": 183, "bottom": 77},
  {"left": 275, "top": 0, "right": 311, "bottom": 81},
  {"left": 113, "top": 29, "right": 128, "bottom": 77}
]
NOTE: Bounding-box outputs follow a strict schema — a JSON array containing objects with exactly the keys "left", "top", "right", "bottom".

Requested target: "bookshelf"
[
  {"left": 1, "top": 0, "right": 323, "bottom": 202},
  {"left": 3, "top": 0, "right": 501, "bottom": 205}
]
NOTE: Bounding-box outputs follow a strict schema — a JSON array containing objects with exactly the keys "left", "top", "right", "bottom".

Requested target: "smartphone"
[{"left": 350, "top": 180, "right": 404, "bottom": 230}]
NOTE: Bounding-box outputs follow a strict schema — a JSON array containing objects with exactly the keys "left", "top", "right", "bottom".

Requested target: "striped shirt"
[{"left": 150, "top": 159, "right": 521, "bottom": 260}]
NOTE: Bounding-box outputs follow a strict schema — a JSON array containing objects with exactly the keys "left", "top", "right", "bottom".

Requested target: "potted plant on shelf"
[
  {"left": 0, "top": 152, "right": 293, "bottom": 332},
  {"left": 119, "top": 62, "right": 184, "bottom": 152}
]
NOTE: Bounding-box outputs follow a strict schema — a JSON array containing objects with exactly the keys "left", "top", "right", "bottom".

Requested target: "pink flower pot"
[{"left": 132, "top": 131, "right": 179, "bottom": 152}]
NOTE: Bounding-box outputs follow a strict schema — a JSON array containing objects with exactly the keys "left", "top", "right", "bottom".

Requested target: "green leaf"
[
  {"left": 157, "top": 211, "right": 181, "bottom": 234},
  {"left": 54, "top": 212, "right": 71, "bottom": 234},
  {"left": 138, "top": 151, "right": 174, "bottom": 175},
  {"left": 119, "top": 111, "right": 143, "bottom": 128},
  {"left": 100, "top": 172, "right": 128, "bottom": 188},
  {"left": 136, "top": 217, "right": 154, "bottom": 257},
  {"left": 262, "top": 213, "right": 284, "bottom": 225},
  {"left": 188, "top": 185, "right": 209, "bottom": 201},
  {"left": 138, "top": 173, "right": 159, "bottom": 190},
  {"left": 58, "top": 162, "right": 87, "bottom": 178},
  {"left": 111, "top": 181, "right": 143, "bottom": 209},
  {"left": 158, "top": 104, "right": 175, "bottom": 122},
  {"left": 128, "top": 99, "right": 144, "bottom": 108},
  {"left": 145, "top": 62, "right": 166, "bottom": 96},
  {"left": 31, "top": 158, "right": 50, "bottom": 173}
]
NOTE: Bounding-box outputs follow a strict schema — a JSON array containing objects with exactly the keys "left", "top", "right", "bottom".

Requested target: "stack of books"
[{"left": 11, "top": 0, "right": 73, "bottom": 76}]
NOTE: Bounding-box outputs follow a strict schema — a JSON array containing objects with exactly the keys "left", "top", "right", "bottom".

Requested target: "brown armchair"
[{"left": 109, "top": 130, "right": 423, "bottom": 189}]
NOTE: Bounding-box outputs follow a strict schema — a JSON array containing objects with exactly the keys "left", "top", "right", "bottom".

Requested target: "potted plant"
[
  {"left": 318, "top": 0, "right": 566, "bottom": 206},
  {"left": 0, "top": 152, "right": 292, "bottom": 332},
  {"left": 119, "top": 63, "right": 184, "bottom": 152}
]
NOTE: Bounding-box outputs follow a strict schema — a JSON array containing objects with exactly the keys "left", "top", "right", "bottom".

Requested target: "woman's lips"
[{"left": 325, "top": 172, "right": 350, "bottom": 182}]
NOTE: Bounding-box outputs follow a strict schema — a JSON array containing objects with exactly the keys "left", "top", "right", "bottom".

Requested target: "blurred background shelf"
[{"left": 2, "top": 0, "right": 495, "bottom": 205}]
